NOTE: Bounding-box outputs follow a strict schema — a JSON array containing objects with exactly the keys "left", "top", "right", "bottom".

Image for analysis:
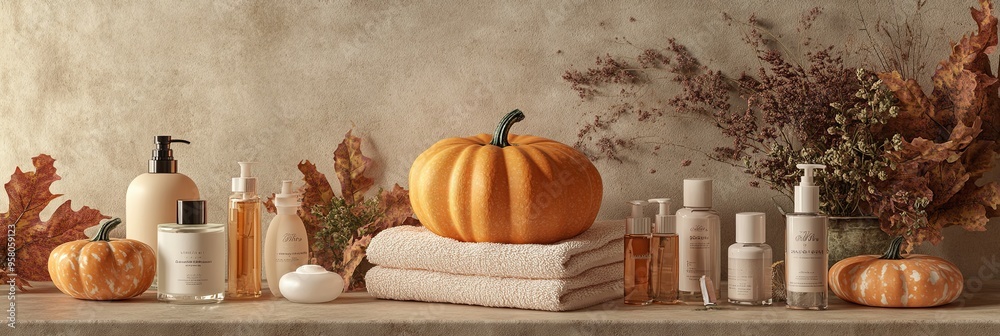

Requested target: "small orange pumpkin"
[
  {"left": 48, "top": 218, "right": 155, "bottom": 300},
  {"left": 829, "top": 236, "right": 964, "bottom": 307},
  {"left": 409, "top": 110, "right": 603, "bottom": 244}
]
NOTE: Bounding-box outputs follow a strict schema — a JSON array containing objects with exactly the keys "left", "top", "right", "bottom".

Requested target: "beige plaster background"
[{"left": 2, "top": 0, "right": 999, "bottom": 284}]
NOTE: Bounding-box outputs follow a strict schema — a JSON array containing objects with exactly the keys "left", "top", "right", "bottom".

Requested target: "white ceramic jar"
[{"left": 278, "top": 265, "right": 344, "bottom": 303}]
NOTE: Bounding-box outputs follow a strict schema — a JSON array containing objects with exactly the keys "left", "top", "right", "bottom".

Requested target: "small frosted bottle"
[
  {"left": 157, "top": 200, "right": 225, "bottom": 304},
  {"left": 624, "top": 200, "right": 653, "bottom": 305},
  {"left": 728, "top": 212, "right": 773, "bottom": 306},
  {"left": 649, "top": 198, "right": 681, "bottom": 304}
]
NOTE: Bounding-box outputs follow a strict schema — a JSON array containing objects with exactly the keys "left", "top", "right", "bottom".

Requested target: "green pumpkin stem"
[
  {"left": 489, "top": 109, "right": 525, "bottom": 148},
  {"left": 879, "top": 236, "right": 906, "bottom": 260},
  {"left": 92, "top": 218, "right": 122, "bottom": 242}
]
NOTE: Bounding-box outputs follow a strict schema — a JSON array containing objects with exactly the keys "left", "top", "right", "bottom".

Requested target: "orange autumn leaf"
[
  {"left": 875, "top": 0, "right": 1000, "bottom": 247},
  {"left": 0, "top": 155, "right": 108, "bottom": 290}
]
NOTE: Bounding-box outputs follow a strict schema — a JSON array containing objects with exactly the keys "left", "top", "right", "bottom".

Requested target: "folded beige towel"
[
  {"left": 366, "top": 220, "right": 624, "bottom": 279},
  {"left": 366, "top": 262, "right": 624, "bottom": 311}
]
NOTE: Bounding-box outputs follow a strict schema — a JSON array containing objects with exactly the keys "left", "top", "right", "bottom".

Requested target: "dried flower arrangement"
[
  {"left": 564, "top": 0, "right": 1000, "bottom": 248},
  {"left": 264, "top": 130, "right": 419, "bottom": 291}
]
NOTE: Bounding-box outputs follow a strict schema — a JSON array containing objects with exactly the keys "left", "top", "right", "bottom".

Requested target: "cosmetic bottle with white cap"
[
  {"left": 624, "top": 200, "right": 652, "bottom": 305},
  {"left": 728, "top": 212, "right": 773, "bottom": 306},
  {"left": 676, "top": 178, "right": 721, "bottom": 302}
]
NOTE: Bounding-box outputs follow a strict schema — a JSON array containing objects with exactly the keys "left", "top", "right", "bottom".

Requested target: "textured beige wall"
[{"left": 2, "top": 0, "right": 999, "bottom": 283}]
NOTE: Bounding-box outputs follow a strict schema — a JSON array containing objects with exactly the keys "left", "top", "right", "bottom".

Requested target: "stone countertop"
[{"left": 13, "top": 282, "right": 1000, "bottom": 336}]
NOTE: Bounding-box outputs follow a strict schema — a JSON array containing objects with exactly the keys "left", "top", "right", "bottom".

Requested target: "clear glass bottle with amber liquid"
[
  {"left": 227, "top": 162, "right": 262, "bottom": 299},
  {"left": 624, "top": 200, "right": 653, "bottom": 305},
  {"left": 649, "top": 198, "right": 681, "bottom": 304}
]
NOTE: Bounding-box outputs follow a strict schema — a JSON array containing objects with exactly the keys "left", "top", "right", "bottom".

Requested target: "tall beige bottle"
[{"left": 126, "top": 136, "right": 201, "bottom": 277}]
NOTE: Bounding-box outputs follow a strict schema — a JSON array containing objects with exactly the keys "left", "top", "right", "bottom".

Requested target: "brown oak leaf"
[
  {"left": 334, "top": 129, "right": 374, "bottom": 205},
  {"left": 0, "top": 155, "right": 107, "bottom": 290},
  {"left": 365, "top": 184, "right": 421, "bottom": 233},
  {"left": 339, "top": 235, "right": 371, "bottom": 292}
]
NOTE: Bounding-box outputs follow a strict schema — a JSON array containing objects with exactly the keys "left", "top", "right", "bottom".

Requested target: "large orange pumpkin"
[
  {"left": 409, "top": 109, "right": 603, "bottom": 244},
  {"left": 48, "top": 218, "right": 155, "bottom": 300},
  {"left": 829, "top": 236, "right": 964, "bottom": 308}
]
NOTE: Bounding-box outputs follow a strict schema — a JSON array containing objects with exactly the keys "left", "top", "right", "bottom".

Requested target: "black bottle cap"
[
  {"left": 149, "top": 135, "right": 191, "bottom": 173},
  {"left": 177, "top": 200, "right": 207, "bottom": 225}
]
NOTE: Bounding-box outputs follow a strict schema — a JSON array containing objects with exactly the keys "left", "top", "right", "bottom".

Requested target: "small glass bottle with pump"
[
  {"left": 624, "top": 200, "right": 653, "bottom": 305},
  {"left": 228, "top": 161, "right": 262, "bottom": 299},
  {"left": 649, "top": 198, "right": 681, "bottom": 304},
  {"left": 157, "top": 200, "right": 225, "bottom": 304},
  {"left": 786, "top": 164, "right": 829, "bottom": 310},
  {"left": 676, "top": 178, "right": 721, "bottom": 302},
  {"left": 728, "top": 212, "right": 773, "bottom": 306}
]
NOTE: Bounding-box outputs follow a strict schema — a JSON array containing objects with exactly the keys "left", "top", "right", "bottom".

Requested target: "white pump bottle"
[
  {"left": 264, "top": 180, "right": 310, "bottom": 298},
  {"left": 785, "top": 164, "right": 829, "bottom": 310}
]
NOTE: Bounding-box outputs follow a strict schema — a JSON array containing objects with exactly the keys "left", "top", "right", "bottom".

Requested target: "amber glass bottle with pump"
[
  {"left": 227, "top": 162, "right": 262, "bottom": 299},
  {"left": 624, "top": 200, "right": 652, "bottom": 305},
  {"left": 649, "top": 198, "right": 680, "bottom": 304}
]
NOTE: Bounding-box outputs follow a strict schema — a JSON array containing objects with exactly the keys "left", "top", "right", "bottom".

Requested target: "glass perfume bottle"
[
  {"left": 728, "top": 212, "right": 773, "bottom": 306},
  {"left": 649, "top": 198, "right": 681, "bottom": 304},
  {"left": 624, "top": 200, "right": 653, "bottom": 305},
  {"left": 157, "top": 200, "right": 225, "bottom": 304},
  {"left": 227, "top": 162, "right": 262, "bottom": 299}
]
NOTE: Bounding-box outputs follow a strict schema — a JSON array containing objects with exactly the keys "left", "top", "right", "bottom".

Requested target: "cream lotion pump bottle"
[
  {"left": 649, "top": 198, "right": 680, "bottom": 304},
  {"left": 127, "top": 135, "right": 200, "bottom": 288},
  {"left": 676, "top": 178, "right": 721, "bottom": 302},
  {"left": 264, "top": 180, "right": 309, "bottom": 298},
  {"left": 624, "top": 200, "right": 653, "bottom": 305},
  {"left": 728, "top": 212, "right": 773, "bottom": 306},
  {"left": 785, "top": 164, "right": 829, "bottom": 310}
]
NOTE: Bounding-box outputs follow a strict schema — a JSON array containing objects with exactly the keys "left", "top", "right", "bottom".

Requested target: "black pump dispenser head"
[{"left": 149, "top": 135, "right": 191, "bottom": 173}]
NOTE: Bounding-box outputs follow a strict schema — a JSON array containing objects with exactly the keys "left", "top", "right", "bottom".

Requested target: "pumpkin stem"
[
  {"left": 92, "top": 218, "right": 122, "bottom": 242},
  {"left": 879, "top": 236, "right": 906, "bottom": 260},
  {"left": 489, "top": 109, "right": 525, "bottom": 148}
]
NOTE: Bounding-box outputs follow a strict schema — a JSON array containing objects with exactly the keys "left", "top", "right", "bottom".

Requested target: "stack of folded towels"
[{"left": 365, "top": 220, "right": 624, "bottom": 311}]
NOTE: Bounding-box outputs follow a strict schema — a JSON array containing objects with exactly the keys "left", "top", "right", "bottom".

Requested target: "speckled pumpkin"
[
  {"left": 48, "top": 218, "right": 155, "bottom": 300},
  {"left": 409, "top": 110, "right": 603, "bottom": 244},
  {"left": 829, "top": 236, "right": 964, "bottom": 308}
]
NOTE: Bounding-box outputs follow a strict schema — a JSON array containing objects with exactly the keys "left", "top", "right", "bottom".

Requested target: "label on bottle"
[
  {"left": 727, "top": 258, "right": 769, "bottom": 301},
  {"left": 274, "top": 231, "right": 309, "bottom": 277},
  {"left": 678, "top": 216, "right": 716, "bottom": 292},
  {"left": 158, "top": 229, "right": 226, "bottom": 296},
  {"left": 786, "top": 216, "right": 828, "bottom": 293}
]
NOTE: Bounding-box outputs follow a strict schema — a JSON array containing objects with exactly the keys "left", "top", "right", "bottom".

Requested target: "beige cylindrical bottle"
[
  {"left": 676, "top": 178, "right": 721, "bottom": 302},
  {"left": 126, "top": 136, "right": 200, "bottom": 282},
  {"left": 264, "top": 180, "right": 309, "bottom": 298}
]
